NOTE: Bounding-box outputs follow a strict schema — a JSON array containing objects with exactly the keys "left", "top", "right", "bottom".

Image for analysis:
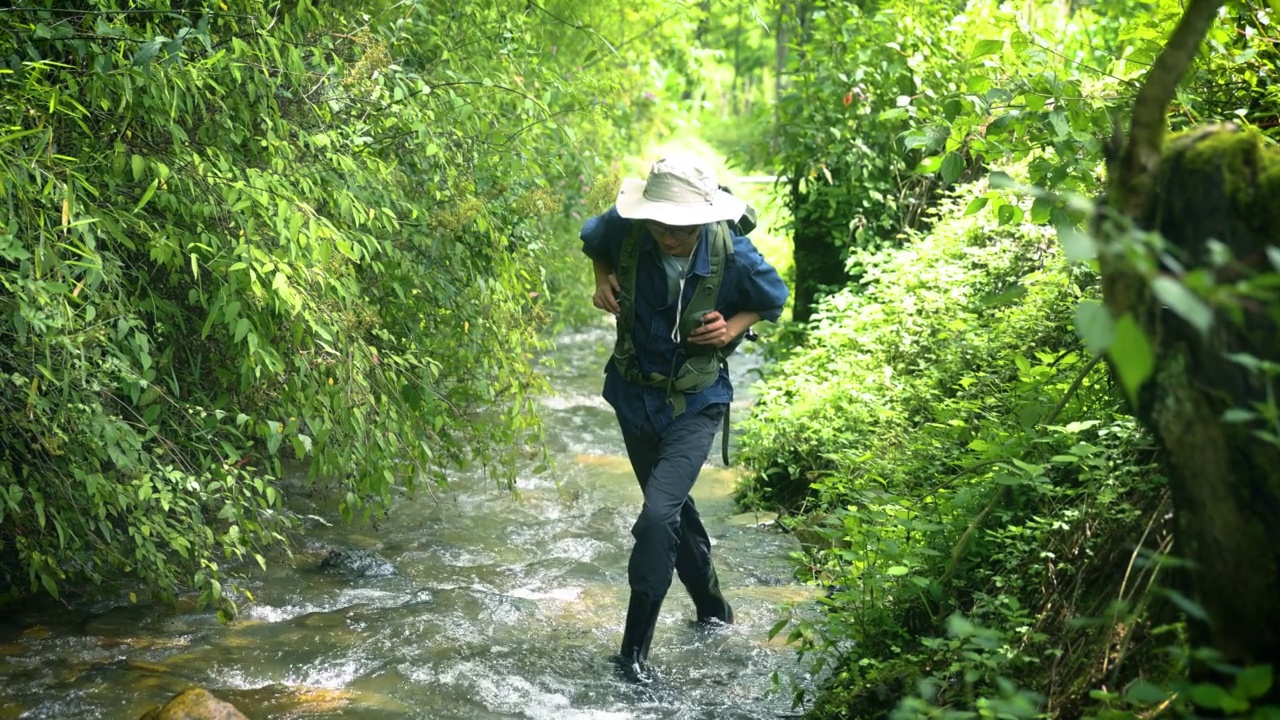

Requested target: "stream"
[{"left": 0, "top": 325, "right": 817, "bottom": 719}]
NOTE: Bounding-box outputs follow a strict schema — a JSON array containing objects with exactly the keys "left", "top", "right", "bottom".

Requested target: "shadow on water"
[{"left": 0, "top": 325, "right": 819, "bottom": 719}]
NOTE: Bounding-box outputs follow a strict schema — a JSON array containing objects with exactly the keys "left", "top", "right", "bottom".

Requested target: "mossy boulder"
[
  {"left": 318, "top": 547, "right": 395, "bottom": 577},
  {"left": 138, "top": 688, "right": 248, "bottom": 720}
]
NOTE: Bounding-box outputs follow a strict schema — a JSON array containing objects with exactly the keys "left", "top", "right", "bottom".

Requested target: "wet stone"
[
  {"left": 318, "top": 548, "right": 396, "bottom": 577},
  {"left": 139, "top": 687, "right": 249, "bottom": 720}
]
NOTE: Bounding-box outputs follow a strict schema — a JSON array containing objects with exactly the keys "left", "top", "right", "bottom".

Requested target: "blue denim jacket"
[{"left": 581, "top": 207, "right": 789, "bottom": 436}]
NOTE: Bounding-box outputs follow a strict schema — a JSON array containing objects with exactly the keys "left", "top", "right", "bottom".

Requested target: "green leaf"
[
  {"left": 972, "top": 39, "right": 1004, "bottom": 57},
  {"left": 41, "top": 572, "right": 60, "bottom": 599},
  {"left": 234, "top": 318, "right": 251, "bottom": 342},
  {"left": 1187, "top": 681, "right": 1228, "bottom": 707},
  {"left": 1151, "top": 276, "right": 1212, "bottom": 335},
  {"left": 1075, "top": 301, "right": 1114, "bottom": 354},
  {"left": 1222, "top": 408, "right": 1257, "bottom": 423},
  {"left": 1109, "top": 313, "right": 1154, "bottom": 403},
  {"left": 915, "top": 155, "right": 944, "bottom": 174},
  {"left": 132, "top": 155, "right": 146, "bottom": 181},
  {"left": 1125, "top": 681, "right": 1168, "bottom": 704},
  {"left": 886, "top": 565, "right": 910, "bottom": 576},
  {"left": 133, "top": 179, "right": 159, "bottom": 213},
  {"left": 134, "top": 39, "right": 163, "bottom": 67},
  {"left": 1235, "top": 665, "right": 1273, "bottom": 700},
  {"left": 1057, "top": 225, "right": 1096, "bottom": 261},
  {"left": 1164, "top": 588, "right": 1208, "bottom": 621},
  {"left": 940, "top": 153, "right": 964, "bottom": 184},
  {"left": 1030, "top": 196, "right": 1052, "bottom": 224},
  {"left": 964, "top": 197, "right": 988, "bottom": 216}
]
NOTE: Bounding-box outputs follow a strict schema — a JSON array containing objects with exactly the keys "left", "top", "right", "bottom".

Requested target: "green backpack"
[{"left": 610, "top": 219, "right": 736, "bottom": 419}]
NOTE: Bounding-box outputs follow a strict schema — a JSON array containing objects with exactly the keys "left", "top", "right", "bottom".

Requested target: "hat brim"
[{"left": 615, "top": 177, "right": 748, "bottom": 226}]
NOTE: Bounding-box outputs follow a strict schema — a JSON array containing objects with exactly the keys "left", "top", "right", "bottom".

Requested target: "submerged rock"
[
  {"left": 139, "top": 687, "right": 248, "bottom": 719},
  {"left": 318, "top": 548, "right": 396, "bottom": 577}
]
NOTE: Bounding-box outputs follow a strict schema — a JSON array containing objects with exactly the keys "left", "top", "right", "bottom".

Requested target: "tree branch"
[{"left": 1117, "top": 0, "right": 1226, "bottom": 217}]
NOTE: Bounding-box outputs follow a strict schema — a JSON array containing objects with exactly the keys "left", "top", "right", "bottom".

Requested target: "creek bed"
[{"left": 0, "top": 326, "right": 816, "bottom": 719}]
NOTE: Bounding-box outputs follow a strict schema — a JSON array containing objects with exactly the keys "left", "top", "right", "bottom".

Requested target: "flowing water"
[{"left": 0, "top": 326, "right": 817, "bottom": 719}]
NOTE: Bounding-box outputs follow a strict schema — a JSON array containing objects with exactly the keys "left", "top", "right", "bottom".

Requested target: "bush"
[{"left": 739, "top": 185, "right": 1176, "bottom": 716}]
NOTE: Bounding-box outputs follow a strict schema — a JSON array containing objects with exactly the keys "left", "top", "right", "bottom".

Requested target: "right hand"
[{"left": 593, "top": 273, "right": 621, "bottom": 315}]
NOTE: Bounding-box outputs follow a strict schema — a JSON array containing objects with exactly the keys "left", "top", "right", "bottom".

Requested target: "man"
[{"left": 580, "top": 155, "right": 789, "bottom": 684}]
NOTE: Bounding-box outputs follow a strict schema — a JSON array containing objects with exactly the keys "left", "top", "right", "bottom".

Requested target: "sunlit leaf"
[{"left": 1109, "top": 313, "right": 1154, "bottom": 403}]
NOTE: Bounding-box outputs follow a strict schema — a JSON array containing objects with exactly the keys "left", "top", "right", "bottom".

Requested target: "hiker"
[{"left": 580, "top": 155, "right": 789, "bottom": 684}]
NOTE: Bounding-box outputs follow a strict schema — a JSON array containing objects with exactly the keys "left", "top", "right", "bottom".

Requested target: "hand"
[
  {"left": 687, "top": 310, "right": 731, "bottom": 348},
  {"left": 593, "top": 273, "right": 621, "bottom": 315}
]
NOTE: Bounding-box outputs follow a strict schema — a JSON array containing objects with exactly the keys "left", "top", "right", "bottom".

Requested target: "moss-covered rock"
[
  {"left": 138, "top": 688, "right": 248, "bottom": 720},
  {"left": 318, "top": 548, "right": 395, "bottom": 577}
]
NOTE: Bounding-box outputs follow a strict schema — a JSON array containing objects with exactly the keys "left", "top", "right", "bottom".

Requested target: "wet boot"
[
  {"left": 617, "top": 593, "right": 663, "bottom": 684},
  {"left": 686, "top": 566, "right": 733, "bottom": 625}
]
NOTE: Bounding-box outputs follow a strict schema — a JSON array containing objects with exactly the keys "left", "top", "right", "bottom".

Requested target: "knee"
[{"left": 632, "top": 503, "right": 680, "bottom": 542}]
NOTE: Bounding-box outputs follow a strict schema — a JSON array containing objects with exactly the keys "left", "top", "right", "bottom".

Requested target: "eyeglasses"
[{"left": 646, "top": 221, "right": 701, "bottom": 243}]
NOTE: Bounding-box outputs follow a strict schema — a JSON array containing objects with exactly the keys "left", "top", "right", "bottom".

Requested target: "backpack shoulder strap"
[{"left": 611, "top": 221, "right": 643, "bottom": 374}]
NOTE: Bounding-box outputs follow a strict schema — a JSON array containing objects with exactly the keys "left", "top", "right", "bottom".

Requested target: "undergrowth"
[{"left": 738, "top": 184, "right": 1185, "bottom": 717}]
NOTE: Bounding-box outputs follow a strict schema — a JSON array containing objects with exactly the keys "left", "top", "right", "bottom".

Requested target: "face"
[{"left": 646, "top": 221, "right": 702, "bottom": 257}]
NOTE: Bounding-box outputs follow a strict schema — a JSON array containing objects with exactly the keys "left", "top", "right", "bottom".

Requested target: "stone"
[
  {"left": 138, "top": 688, "right": 248, "bottom": 720},
  {"left": 317, "top": 548, "right": 395, "bottom": 577}
]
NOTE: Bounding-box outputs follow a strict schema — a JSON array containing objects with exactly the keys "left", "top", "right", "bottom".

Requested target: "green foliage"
[
  {"left": 0, "top": 0, "right": 691, "bottom": 608},
  {"left": 738, "top": 185, "right": 1182, "bottom": 716}
]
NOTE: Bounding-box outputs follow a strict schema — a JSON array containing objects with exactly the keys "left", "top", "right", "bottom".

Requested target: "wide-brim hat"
[{"left": 616, "top": 155, "right": 747, "bottom": 226}]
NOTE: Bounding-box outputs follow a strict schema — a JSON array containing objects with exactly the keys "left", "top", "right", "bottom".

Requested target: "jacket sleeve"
[
  {"left": 731, "top": 236, "right": 789, "bottom": 322},
  {"left": 580, "top": 206, "right": 627, "bottom": 268}
]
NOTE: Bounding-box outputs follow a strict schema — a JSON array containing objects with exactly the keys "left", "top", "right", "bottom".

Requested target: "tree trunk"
[
  {"left": 1102, "top": 0, "right": 1280, "bottom": 698},
  {"left": 1113, "top": 128, "right": 1280, "bottom": 693}
]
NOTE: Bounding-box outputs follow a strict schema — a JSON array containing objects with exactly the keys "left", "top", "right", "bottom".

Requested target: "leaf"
[
  {"left": 1057, "top": 225, "right": 1096, "bottom": 261},
  {"left": 1151, "top": 276, "right": 1213, "bottom": 335},
  {"left": 1109, "top": 313, "right": 1155, "bottom": 403},
  {"left": 1125, "top": 681, "right": 1168, "bottom": 704},
  {"left": 133, "top": 179, "right": 159, "bottom": 213},
  {"left": 1075, "top": 301, "right": 1114, "bottom": 355},
  {"left": 1164, "top": 588, "right": 1208, "bottom": 621},
  {"left": 886, "top": 565, "right": 910, "bottom": 576},
  {"left": 133, "top": 39, "right": 163, "bottom": 67},
  {"left": 972, "top": 39, "right": 1004, "bottom": 57},
  {"left": 1222, "top": 408, "right": 1257, "bottom": 423},
  {"left": 1235, "top": 665, "right": 1273, "bottom": 700},
  {"left": 1189, "top": 683, "right": 1232, "bottom": 710},
  {"left": 915, "top": 155, "right": 944, "bottom": 174},
  {"left": 988, "top": 171, "right": 1016, "bottom": 188},
  {"left": 940, "top": 153, "right": 964, "bottom": 184},
  {"left": 234, "top": 318, "right": 251, "bottom": 342},
  {"left": 964, "top": 197, "right": 988, "bottom": 216}
]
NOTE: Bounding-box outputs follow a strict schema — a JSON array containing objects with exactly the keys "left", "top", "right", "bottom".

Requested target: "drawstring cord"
[{"left": 670, "top": 234, "right": 701, "bottom": 345}]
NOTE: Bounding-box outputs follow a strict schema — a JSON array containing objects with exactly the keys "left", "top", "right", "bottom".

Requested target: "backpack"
[{"left": 611, "top": 193, "right": 757, "bottom": 418}]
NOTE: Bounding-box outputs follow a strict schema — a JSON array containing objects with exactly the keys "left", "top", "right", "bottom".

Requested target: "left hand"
[{"left": 687, "top": 310, "right": 732, "bottom": 348}]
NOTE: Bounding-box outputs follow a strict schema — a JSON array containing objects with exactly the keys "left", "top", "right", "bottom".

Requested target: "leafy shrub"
[
  {"left": 0, "top": 0, "right": 686, "bottom": 611},
  {"left": 739, "top": 185, "right": 1177, "bottom": 716}
]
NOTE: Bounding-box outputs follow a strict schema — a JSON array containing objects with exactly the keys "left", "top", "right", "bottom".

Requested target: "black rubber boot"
[
  {"left": 617, "top": 593, "right": 663, "bottom": 684},
  {"left": 687, "top": 566, "right": 734, "bottom": 625}
]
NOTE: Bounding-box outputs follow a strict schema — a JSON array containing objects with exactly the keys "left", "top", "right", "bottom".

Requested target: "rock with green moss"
[
  {"left": 318, "top": 547, "right": 396, "bottom": 577},
  {"left": 138, "top": 688, "right": 248, "bottom": 719}
]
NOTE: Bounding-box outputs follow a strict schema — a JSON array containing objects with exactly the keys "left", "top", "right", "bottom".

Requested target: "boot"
[
  {"left": 617, "top": 593, "right": 663, "bottom": 684},
  {"left": 686, "top": 566, "right": 733, "bottom": 625}
]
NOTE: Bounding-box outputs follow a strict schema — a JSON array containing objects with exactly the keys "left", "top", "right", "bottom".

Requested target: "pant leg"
[
  {"left": 623, "top": 404, "right": 726, "bottom": 601},
  {"left": 622, "top": 422, "right": 715, "bottom": 584},
  {"left": 674, "top": 496, "right": 714, "bottom": 586}
]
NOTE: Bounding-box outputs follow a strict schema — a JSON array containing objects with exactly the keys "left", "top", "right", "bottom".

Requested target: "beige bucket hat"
[{"left": 615, "top": 155, "right": 747, "bottom": 226}]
